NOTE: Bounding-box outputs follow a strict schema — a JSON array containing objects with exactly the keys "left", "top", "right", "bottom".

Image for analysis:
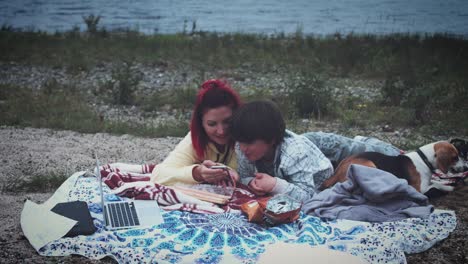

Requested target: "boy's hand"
[{"left": 248, "top": 173, "right": 276, "bottom": 196}]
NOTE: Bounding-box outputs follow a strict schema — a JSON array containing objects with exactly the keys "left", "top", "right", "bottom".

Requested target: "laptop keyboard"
[{"left": 105, "top": 202, "right": 140, "bottom": 228}]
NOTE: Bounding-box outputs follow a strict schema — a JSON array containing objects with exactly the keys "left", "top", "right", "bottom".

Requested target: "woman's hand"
[
  {"left": 192, "top": 160, "right": 232, "bottom": 184},
  {"left": 217, "top": 169, "right": 239, "bottom": 188},
  {"left": 248, "top": 173, "right": 276, "bottom": 196},
  {"left": 228, "top": 170, "right": 240, "bottom": 183}
]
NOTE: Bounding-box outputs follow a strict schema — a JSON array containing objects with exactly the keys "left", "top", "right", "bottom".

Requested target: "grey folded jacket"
[{"left": 302, "top": 164, "right": 434, "bottom": 222}]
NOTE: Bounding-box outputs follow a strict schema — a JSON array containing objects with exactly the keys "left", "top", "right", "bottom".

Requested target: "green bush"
[
  {"left": 103, "top": 119, "right": 188, "bottom": 138},
  {"left": 141, "top": 85, "right": 197, "bottom": 112},
  {"left": 0, "top": 83, "right": 190, "bottom": 137},
  {"left": 414, "top": 80, "right": 468, "bottom": 133},
  {"left": 240, "top": 86, "right": 273, "bottom": 102},
  {"left": 1, "top": 172, "right": 68, "bottom": 193},
  {"left": 98, "top": 62, "right": 142, "bottom": 105},
  {"left": 0, "top": 82, "right": 103, "bottom": 132},
  {"left": 82, "top": 14, "right": 101, "bottom": 34},
  {"left": 169, "top": 86, "right": 198, "bottom": 110},
  {"left": 287, "top": 72, "right": 336, "bottom": 119}
]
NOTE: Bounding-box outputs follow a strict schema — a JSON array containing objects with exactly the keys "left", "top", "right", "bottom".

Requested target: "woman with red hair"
[{"left": 151, "top": 79, "right": 242, "bottom": 185}]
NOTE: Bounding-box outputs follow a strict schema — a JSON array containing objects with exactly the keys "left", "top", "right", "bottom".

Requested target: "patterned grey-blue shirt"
[{"left": 236, "top": 130, "right": 334, "bottom": 203}]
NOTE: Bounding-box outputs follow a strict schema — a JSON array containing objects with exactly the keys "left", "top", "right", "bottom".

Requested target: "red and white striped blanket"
[
  {"left": 98, "top": 163, "right": 257, "bottom": 214},
  {"left": 431, "top": 169, "right": 468, "bottom": 191},
  {"left": 97, "top": 163, "right": 467, "bottom": 215}
]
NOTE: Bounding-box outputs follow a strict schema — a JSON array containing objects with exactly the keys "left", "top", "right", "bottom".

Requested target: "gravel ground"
[
  {"left": 0, "top": 126, "right": 467, "bottom": 264},
  {"left": 0, "top": 127, "right": 179, "bottom": 263},
  {"left": 1, "top": 63, "right": 466, "bottom": 263}
]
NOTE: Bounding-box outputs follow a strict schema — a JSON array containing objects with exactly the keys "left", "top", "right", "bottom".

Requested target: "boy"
[{"left": 230, "top": 100, "right": 334, "bottom": 202}]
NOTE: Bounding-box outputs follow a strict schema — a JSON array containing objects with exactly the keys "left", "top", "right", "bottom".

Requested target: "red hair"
[{"left": 190, "top": 79, "right": 242, "bottom": 159}]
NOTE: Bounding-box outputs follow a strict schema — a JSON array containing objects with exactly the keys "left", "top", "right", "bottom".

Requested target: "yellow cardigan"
[{"left": 151, "top": 132, "right": 237, "bottom": 185}]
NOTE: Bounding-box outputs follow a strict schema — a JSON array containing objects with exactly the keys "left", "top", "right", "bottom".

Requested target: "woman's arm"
[
  {"left": 151, "top": 133, "right": 200, "bottom": 185},
  {"left": 152, "top": 133, "right": 239, "bottom": 186}
]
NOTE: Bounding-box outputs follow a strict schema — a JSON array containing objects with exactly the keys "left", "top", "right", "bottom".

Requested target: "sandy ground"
[
  {"left": 0, "top": 126, "right": 467, "bottom": 263},
  {"left": 0, "top": 126, "right": 177, "bottom": 263}
]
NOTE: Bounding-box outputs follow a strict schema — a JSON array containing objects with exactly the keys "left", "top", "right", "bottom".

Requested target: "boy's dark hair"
[{"left": 231, "top": 100, "right": 285, "bottom": 145}]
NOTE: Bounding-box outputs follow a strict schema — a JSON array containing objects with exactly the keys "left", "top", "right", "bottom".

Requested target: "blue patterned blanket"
[{"left": 35, "top": 172, "right": 456, "bottom": 264}]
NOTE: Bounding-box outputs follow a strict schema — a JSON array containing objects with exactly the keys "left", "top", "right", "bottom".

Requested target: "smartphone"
[{"left": 210, "top": 165, "right": 228, "bottom": 169}]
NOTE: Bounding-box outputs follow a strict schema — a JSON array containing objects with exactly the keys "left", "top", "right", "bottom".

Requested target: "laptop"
[{"left": 95, "top": 156, "right": 163, "bottom": 230}]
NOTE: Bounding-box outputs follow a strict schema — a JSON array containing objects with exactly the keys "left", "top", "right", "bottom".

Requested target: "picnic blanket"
[
  {"left": 99, "top": 163, "right": 256, "bottom": 213},
  {"left": 24, "top": 164, "right": 457, "bottom": 264}
]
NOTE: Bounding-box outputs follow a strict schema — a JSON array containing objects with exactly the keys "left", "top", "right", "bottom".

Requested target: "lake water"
[{"left": 1, "top": 0, "right": 467, "bottom": 36}]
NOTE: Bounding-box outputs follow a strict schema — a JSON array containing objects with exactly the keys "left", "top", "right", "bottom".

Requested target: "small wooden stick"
[
  {"left": 172, "top": 185, "right": 231, "bottom": 200},
  {"left": 179, "top": 191, "right": 227, "bottom": 204},
  {"left": 170, "top": 186, "right": 230, "bottom": 204}
]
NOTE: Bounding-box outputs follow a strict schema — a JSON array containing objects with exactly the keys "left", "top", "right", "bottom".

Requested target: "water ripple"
[{"left": 0, "top": 0, "right": 466, "bottom": 36}]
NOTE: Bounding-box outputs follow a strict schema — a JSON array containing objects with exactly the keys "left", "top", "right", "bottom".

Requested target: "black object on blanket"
[{"left": 51, "top": 201, "right": 96, "bottom": 237}]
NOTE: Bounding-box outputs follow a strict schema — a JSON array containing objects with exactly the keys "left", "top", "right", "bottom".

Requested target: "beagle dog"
[{"left": 320, "top": 141, "right": 466, "bottom": 194}]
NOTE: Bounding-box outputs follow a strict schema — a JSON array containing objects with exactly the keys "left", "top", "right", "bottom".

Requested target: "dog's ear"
[
  {"left": 450, "top": 138, "right": 464, "bottom": 147},
  {"left": 435, "top": 142, "right": 459, "bottom": 173},
  {"left": 450, "top": 138, "right": 468, "bottom": 159}
]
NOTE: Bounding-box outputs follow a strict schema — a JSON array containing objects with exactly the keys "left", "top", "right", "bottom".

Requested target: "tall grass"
[
  {"left": 2, "top": 28, "right": 466, "bottom": 76},
  {"left": 0, "top": 172, "right": 68, "bottom": 193},
  {"left": 0, "top": 83, "right": 188, "bottom": 137},
  {"left": 141, "top": 85, "right": 197, "bottom": 112},
  {"left": 0, "top": 26, "right": 467, "bottom": 135},
  {"left": 98, "top": 61, "right": 142, "bottom": 105}
]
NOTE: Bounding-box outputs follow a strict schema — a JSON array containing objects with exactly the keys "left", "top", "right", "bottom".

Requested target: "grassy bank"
[
  {"left": 2, "top": 26, "right": 468, "bottom": 77},
  {"left": 1, "top": 26, "right": 467, "bottom": 138},
  {"left": 0, "top": 82, "right": 189, "bottom": 138}
]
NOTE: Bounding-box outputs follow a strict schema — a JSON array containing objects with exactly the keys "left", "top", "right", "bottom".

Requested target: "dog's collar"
[{"left": 416, "top": 149, "right": 437, "bottom": 174}]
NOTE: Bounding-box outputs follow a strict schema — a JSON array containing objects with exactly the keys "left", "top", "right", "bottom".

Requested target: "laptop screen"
[{"left": 94, "top": 154, "right": 107, "bottom": 227}]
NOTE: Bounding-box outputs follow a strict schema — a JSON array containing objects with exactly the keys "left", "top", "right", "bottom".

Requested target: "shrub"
[
  {"left": 99, "top": 62, "right": 142, "bottom": 105},
  {"left": 0, "top": 82, "right": 103, "bottom": 132},
  {"left": 169, "top": 86, "right": 198, "bottom": 110},
  {"left": 0, "top": 83, "right": 191, "bottom": 138},
  {"left": 103, "top": 118, "right": 188, "bottom": 138},
  {"left": 141, "top": 85, "right": 197, "bottom": 113},
  {"left": 1, "top": 172, "right": 68, "bottom": 193},
  {"left": 240, "top": 86, "right": 273, "bottom": 102},
  {"left": 287, "top": 72, "right": 335, "bottom": 119},
  {"left": 83, "top": 14, "right": 101, "bottom": 34},
  {"left": 414, "top": 80, "right": 468, "bottom": 133}
]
